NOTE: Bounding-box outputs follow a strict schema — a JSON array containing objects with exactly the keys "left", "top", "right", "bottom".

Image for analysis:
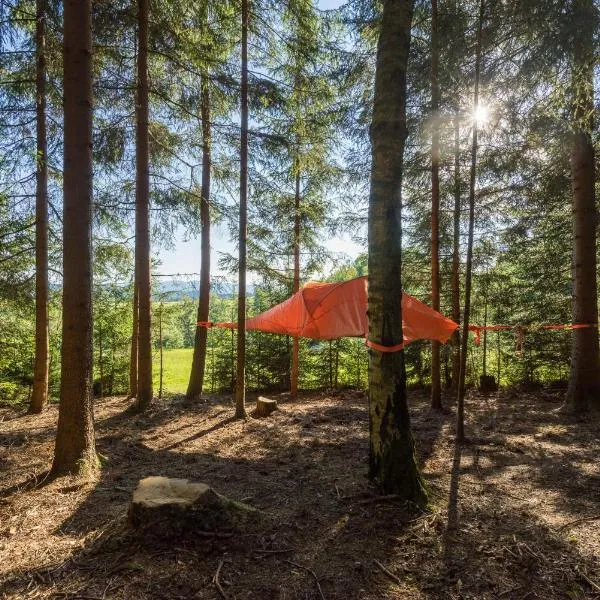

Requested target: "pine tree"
[
  {"left": 367, "top": 0, "right": 426, "bottom": 503},
  {"left": 565, "top": 0, "right": 600, "bottom": 412},
  {"left": 456, "top": 0, "right": 484, "bottom": 442},
  {"left": 235, "top": 0, "right": 249, "bottom": 419},
  {"left": 135, "top": 0, "right": 153, "bottom": 410},
  {"left": 51, "top": 0, "right": 96, "bottom": 476},
  {"left": 29, "top": 0, "right": 48, "bottom": 414},
  {"left": 429, "top": 0, "right": 441, "bottom": 409}
]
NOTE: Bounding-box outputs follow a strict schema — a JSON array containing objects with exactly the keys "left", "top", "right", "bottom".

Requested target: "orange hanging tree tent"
[{"left": 200, "top": 276, "right": 458, "bottom": 352}]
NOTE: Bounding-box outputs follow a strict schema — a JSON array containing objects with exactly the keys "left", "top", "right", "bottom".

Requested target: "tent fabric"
[{"left": 209, "top": 276, "right": 458, "bottom": 350}]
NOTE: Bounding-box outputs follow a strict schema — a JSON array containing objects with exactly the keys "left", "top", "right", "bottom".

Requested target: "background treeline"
[{"left": 0, "top": 0, "right": 596, "bottom": 407}]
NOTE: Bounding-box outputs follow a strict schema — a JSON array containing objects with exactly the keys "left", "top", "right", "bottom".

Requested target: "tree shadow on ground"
[{"left": 1, "top": 390, "right": 599, "bottom": 599}]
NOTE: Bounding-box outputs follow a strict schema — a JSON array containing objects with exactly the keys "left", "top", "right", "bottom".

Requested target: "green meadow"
[{"left": 153, "top": 347, "right": 193, "bottom": 394}]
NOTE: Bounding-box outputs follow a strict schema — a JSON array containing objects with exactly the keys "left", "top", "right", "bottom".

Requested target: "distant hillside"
[{"left": 153, "top": 279, "right": 254, "bottom": 301}]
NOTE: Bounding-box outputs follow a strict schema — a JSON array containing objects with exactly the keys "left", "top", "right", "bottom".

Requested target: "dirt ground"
[{"left": 1, "top": 388, "right": 599, "bottom": 599}]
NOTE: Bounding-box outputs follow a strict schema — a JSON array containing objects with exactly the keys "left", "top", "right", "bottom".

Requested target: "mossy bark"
[{"left": 367, "top": 0, "right": 426, "bottom": 505}]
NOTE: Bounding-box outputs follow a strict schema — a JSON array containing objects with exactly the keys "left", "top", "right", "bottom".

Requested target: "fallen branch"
[
  {"left": 254, "top": 548, "right": 294, "bottom": 555},
  {"left": 212, "top": 560, "right": 227, "bottom": 599},
  {"left": 373, "top": 559, "right": 402, "bottom": 586},
  {"left": 579, "top": 570, "right": 600, "bottom": 593},
  {"left": 556, "top": 515, "right": 600, "bottom": 532},
  {"left": 285, "top": 560, "right": 325, "bottom": 600}
]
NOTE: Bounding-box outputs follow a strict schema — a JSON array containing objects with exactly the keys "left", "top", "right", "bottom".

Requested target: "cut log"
[
  {"left": 256, "top": 396, "right": 277, "bottom": 417},
  {"left": 128, "top": 476, "right": 257, "bottom": 535}
]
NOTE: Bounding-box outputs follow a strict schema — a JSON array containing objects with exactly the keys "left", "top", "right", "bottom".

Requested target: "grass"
[{"left": 153, "top": 347, "right": 193, "bottom": 394}]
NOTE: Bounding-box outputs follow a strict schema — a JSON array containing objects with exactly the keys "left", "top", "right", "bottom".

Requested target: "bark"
[
  {"left": 566, "top": 0, "right": 600, "bottom": 412},
  {"left": 367, "top": 0, "right": 426, "bottom": 503},
  {"left": 291, "top": 163, "right": 301, "bottom": 397},
  {"left": 430, "top": 0, "right": 441, "bottom": 410},
  {"left": 30, "top": 0, "right": 49, "bottom": 414},
  {"left": 158, "top": 303, "right": 163, "bottom": 399},
  {"left": 51, "top": 0, "right": 96, "bottom": 476},
  {"left": 128, "top": 279, "right": 138, "bottom": 398},
  {"left": 235, "top": 0, "right": 249, "bottom": 419},
  {"left": 135, "top": 0, "right": 152, "bottom": 410},
  {"left": 187, "top": 72, "right": 212, "bottom": 402},
  {"left": 457, "top": 0, "right": 484, "bottom": 442},
  {"left": 450, "top": 110, "right": 461, "bottom": 391}
]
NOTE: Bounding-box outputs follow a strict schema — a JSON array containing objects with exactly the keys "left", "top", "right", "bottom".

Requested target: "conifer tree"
[
  {"left": 29, "top": 0, "right": 48, "bottom": 414},
  {"left": 135, "top": 0, "right": 153, "bottom": 410},
  {"left": 52, "top": 0, "right": 96, "bottom": 476},
  {"left": 368, "top": 0, "right": 426, "bottom": 502}
]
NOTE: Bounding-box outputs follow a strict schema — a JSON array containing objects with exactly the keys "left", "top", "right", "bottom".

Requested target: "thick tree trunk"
[
  {"left": 430, "top": 0, "right": 441, "bottom": 410},
  {"left": 135, "top": 0, "right": 152, "bottom": 410},
  {"left": 235, "top": 0, "right": 249, "bottom": 419},
  {"left": 367, "top": 0, "right": 426, "bottom": 503},
  {"left": 30, "top": 0, "right": 49, "bottom": 414},
  {"left": 51, "top": 0, "right": 96, "bottom": 476},
  {"left": 450, "top": 111, "right": 461, "bottom": 391},
  {"left": 457, "top": 0, "right": 484, "bottom": 442},
  {"left": 128, "top": 279, "right": 138, "bottom": 398},
  {"left": 291, "top": 164, "right": 300, "bottom": 397},
  {"left": 187, "top": 73, "right": 212, "bottom": 402},
  {"left": 566, "top": 0, "right": 600, "bottom": 412}
]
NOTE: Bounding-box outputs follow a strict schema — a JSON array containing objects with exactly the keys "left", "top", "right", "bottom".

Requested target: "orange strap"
[{"left": 365, "top": 339, "right": 405, "bottom": 353}]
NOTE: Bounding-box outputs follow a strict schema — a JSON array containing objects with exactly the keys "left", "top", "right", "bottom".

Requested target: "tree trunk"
[
  {"left": 482, "top": 293, "right": 488, "bottom": 377},
  {"left": 128, "top": 279, "right": 138, "bottom": 398},
  {"left": 159, "top": 303, "right": 163, "bottom": 399},
  {"left": 450, "top": 110, "right": 461, "bottom": 391},
  {"left": 430, "top": 0, "right": 441, "bottom": 410},
  {"left": 457, "top": 0, "right": 484, "bottom": 442},
  {"left": 367, "top": 0, "right": 426, "bottom": 503},
  {"left": 30, "top": 0, "right": 49, "bottom": 414},
  {"left": 187, "top": 71, "right": 212, "bottom": 402},
  {"left": 235, "top": 0, "right": 249, "bottom": 419},
  {"left": 135, "top": 0, "right": 152, "bottom": 410},
  {"left": 566, "top": 0, "right": 600, "bottom": 412},
  {"left": 291, "top": 165, "right": 300, "bottom": 397},
  {"left": 51, "top": 0, "right": 96, "bottom": 476}
]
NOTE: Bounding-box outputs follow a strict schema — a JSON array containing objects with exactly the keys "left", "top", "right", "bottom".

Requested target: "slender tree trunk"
[
  {"left": 187, "top": 73, "right": 212, "bottom": 402},
  {"left": 482, "top": 293, "right": 488, "bottom": 378},
  {"left": 128, "top": 279, "right": 138, "bottom": 398},
  {"left": 51, "top": 0, "right": 96, "bottom": 476},
  {"left": 566, "top": 0, "right": 600, "bottom": 412},
  {"left": 334, "top": 339, "right": 339, "bottom": 389},
  {"left": 457, "top": 0, "right": 484, "bottom": 442},
  {"left": 30, "top": 0, "right": 49, "bottom": 414},
  {"left": 496, "top": 328, "right": 501, "bottom": 386},
  {"left": 291, "top": 164, "right": 300, "bottom": 397},
  {"left": 98, "top": 317, "right": 103, "bottom": 401},
  {"left": 159, "top": 303, "right": 163, "bottom": 399},
  {"left": 430, "top": 0, "right": 442, "bottom": 410},
  {"left": 135, "top": 0, "right": 152, "bottom": 410},
  {"left": 235, "top": 0, "right": 249, "bottom": 419},
  {"left": 367, "top": 0, "right": 426, "bottom": 503},
  {"left": 451, "top": 110, "right": 461, "bottom": 391}
]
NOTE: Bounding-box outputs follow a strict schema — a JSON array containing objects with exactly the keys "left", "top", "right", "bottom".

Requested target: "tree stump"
[
  {"left": 128, "top": 476, "right": 257, "bottom": 535},
  {"left": 255, "top": 396, "right": 277, "bottom": 417}
]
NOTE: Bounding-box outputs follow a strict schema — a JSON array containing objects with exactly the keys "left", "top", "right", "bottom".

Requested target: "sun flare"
[{"left": 474, "top": 104, "right": 489, "bottom": 123}]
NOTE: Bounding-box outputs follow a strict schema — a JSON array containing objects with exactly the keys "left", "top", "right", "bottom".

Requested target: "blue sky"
[{"left": 155, "top": 0, "right": 362, "bottom": 282}]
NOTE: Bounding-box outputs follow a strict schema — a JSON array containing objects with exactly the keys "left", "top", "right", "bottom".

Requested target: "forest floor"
[{"left": 1, "top": 388, "right": 599, "bottom": 599}]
